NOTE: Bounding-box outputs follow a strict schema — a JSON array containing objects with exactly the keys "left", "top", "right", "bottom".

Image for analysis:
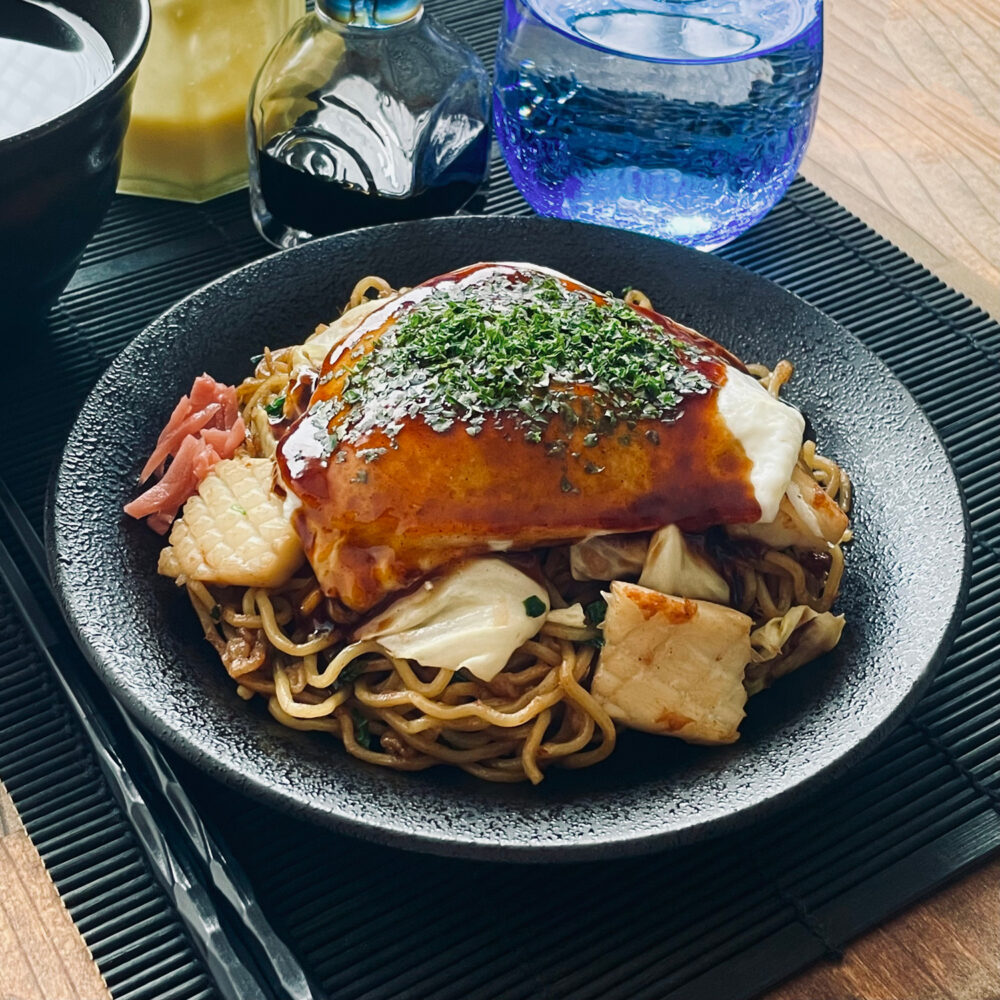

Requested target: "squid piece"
[
  {"left": 158, "top": 457, "right": 303, "bottom": 588},
  {"left": 591, "top": 582, "right": 753, "bottom": 745}
]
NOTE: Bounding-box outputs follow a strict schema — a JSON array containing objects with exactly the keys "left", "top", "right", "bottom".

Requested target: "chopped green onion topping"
[
  {"left": 523, "top": 595, "right": 546, "bottom": 618},
  {"left": 351, "top": 710, "right": 373, "bottom": 750},
  {"left": 584, "top": 598, "right": 608, "bottom": 627},
  {"left": 309, "top": 273, "right": 714, "bottom": 463},
  {"left": 332, "top": 659, "right": 368, "bottom": 691},
  {"left": 230, "top": 503, "right": 247, "bottom": 516},
  {"left": 264, "top": 395, "right": 286, "bottom": 418}
]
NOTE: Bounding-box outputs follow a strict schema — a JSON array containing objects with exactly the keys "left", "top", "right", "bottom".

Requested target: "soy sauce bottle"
[{"left": 248, "top": 0, "right": 491, "bottom": 248}]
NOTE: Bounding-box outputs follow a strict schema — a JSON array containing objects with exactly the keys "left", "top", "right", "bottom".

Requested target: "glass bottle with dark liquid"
[{"left": 249, "top": 0, "right": 491, "bottom": 248}]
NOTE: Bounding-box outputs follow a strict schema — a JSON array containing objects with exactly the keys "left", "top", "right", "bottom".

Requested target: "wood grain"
[
  {"left": 0, "top": 782, "right": 109, "bottom": 1000},
  {"left": 762, "top": 854, "right": 1000, "bottom": 1000},
  {"left": 801, "top": 0, "right": 1000, "bottom": 318}
]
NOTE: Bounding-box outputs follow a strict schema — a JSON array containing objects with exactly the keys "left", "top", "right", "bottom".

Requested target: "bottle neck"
[{"left": 317, "top": 0, "right": 423, "bottom": 26}]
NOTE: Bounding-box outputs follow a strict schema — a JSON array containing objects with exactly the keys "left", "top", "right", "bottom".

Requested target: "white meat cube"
[{"left": 591, "top": 582, "right": 752, "bottom": 745}]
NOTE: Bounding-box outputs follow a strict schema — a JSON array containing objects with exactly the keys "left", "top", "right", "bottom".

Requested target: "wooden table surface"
[
  {"left": 1, "top": 1, "right": 998, "bottom": 998},
  {"left": 766, "top": 0, "right": 1000, "bottom": 995},
  {"left": 803, "top": 0, "right": 999, "bottom": 320}
]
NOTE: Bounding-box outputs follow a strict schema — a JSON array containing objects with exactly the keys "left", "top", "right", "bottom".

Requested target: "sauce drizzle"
[{"left": 277, "top": 263, "right": 761, "bottom": 610}]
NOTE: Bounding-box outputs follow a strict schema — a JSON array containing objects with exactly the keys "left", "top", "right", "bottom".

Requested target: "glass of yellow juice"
[{"left": 119, "top": 0, "right": 302, "bottom": 202}]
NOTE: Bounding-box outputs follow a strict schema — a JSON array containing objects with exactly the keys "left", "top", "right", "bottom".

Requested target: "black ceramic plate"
[{"left": 49, "top": 217, "right": 968, "bottom": 861}]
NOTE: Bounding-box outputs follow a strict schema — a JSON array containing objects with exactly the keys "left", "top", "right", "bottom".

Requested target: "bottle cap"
[{"left": 318, "top": 0, "right": 423, "bottom": 26}]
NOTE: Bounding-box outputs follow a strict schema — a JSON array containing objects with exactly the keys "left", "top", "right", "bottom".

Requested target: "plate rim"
[{"left": 46, "top": 215, "right": 972, "bottom": 861}]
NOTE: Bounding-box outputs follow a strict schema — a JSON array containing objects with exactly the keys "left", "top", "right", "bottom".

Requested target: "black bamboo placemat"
[{"left": 2, "top": 2, "right": 999, "bottom": 998}]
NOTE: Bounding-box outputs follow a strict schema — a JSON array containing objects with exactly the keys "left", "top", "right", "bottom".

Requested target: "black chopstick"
[
  {"left": 0, "top": 479, "right": 323, "bottom": 1000},
  {"left": 0, "top": 532, "right": 271, "bottom": 1000}
]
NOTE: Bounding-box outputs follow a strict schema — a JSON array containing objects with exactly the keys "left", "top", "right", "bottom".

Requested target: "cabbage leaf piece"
[
  {"left": 569, "top": 534, "right": 647, "bottom": 582},
  {"left": 353, "top": 558, "right": 549, "bottom": 682},
  {"left": 591, "top": 582, "right": 753, "bottom": 745},
  {"left": 298, "top": 295, "right": 389, "bottom": 369},
  {"left": 638, "top": 525, "right": 729, "bottom": 603},
  {"left": 744, "top": 605, "right": 846, "bottom": 696},
  {"left": 545, "top": 604, "right": 587, "bottom": 629},
  {"left": 727, "top": 465, "right": 848, "bottom": 551}
]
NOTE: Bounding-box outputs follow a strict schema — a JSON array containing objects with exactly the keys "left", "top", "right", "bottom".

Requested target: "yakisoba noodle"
[{"left": 173, "top": 274, "right": 851, "bottom": 784}]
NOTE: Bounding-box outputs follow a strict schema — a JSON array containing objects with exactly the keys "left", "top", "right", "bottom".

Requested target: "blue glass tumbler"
[{"left": 494, "top": 0, "right": 822, "bottom": 250}]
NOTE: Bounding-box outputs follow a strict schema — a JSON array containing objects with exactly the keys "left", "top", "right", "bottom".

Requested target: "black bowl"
[
  {"left": 49, "top": 217, "right": 969, "bottom": 860},
  {"left": 0, "top": 0, "right": 150, "bottom": 322}
]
